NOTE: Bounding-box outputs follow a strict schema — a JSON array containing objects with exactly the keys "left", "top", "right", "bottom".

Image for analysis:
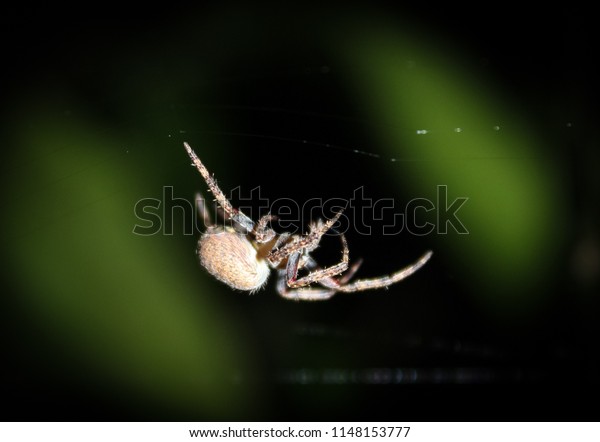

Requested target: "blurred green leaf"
[
  {"left": 3, "top": 113, "right": 255, "bottom": 418},
  {"left": 339, "top": 28, "right": 567, "bottom": 315}
]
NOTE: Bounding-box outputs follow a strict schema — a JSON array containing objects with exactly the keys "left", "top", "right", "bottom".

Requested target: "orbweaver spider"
[{"left": 184, "top": 142, "right": 432, "bottom": 301}]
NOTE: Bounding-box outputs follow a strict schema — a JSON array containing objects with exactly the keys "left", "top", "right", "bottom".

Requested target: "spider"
[{"left": 184, "top": 142, "right": 432, "bottom": 301}]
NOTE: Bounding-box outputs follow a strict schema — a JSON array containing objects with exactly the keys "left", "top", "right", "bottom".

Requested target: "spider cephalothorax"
[{"left": 184, "top": 142, "right": 432, "bottom": 301}]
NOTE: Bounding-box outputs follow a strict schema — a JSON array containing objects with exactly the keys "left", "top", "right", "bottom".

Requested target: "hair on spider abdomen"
[{"left": 198, "top": 226, "right": 270, "bottom": 293}]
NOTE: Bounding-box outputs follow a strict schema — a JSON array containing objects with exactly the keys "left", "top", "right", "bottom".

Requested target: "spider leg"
[
  {"left": 272, "top": 232, "right": 292, "bottom": 250},
  {"left": 267, "top": 209, "right": 344, "bottom": 264},
  {"left": 254, "top": 214, "right": 277, "bottom": 243},
  {"left": 302, "top": 231, "right": 363, "bottom": 288},
  {"left": 195, "top": 192, "right": 212, "bottom": 228},
  {"left": 196, "top": 191, "right": 239, "bottom": 229},
  {"left": 184, "top": 142, "right": 255, "bottom": 233},
  {"left": 340, "top": 258, "right": 364, "bottom": 284},
  {"left": 335, "top": 250, "right": 433, "bottom": 293},
  {"left": 286, "top": 234, "right": 350, "bottom": 288},
  {"left": 276, "top": 270, "right": 337, "bottom": 301},
  {"left": 305, "top": 256, "right": 364, "bottom": 289}
]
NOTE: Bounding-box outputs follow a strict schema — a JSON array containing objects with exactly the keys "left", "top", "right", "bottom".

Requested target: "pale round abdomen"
[{"left": 198, "top": 230, "right": 269, "bottom": 292}]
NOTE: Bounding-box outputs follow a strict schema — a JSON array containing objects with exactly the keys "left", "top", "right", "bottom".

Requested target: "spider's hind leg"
[{"left": 195, "top": 192, "right": 212, "bottom": 228}]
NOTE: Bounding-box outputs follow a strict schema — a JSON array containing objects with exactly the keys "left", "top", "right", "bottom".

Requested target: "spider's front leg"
[
  {"left": 185, "top": 142, "right": 255, "bottom": 233},
  {"left": 335, "top": 250, "right": 433, "bottom": 293}
]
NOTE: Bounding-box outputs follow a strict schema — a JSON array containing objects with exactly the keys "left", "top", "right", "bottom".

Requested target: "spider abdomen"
[{"left": 198, "top": 228, "right": 270, "bottom": 292}]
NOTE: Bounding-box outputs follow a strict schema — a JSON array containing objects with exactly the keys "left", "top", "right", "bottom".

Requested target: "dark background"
[{"left": 1, "top": 3, "right": 598, "bottom": 421}]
